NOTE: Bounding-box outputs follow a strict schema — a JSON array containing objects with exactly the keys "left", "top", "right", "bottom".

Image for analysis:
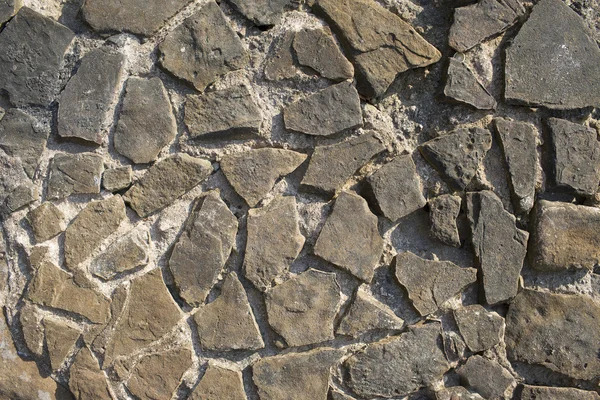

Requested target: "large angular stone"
[
  {"left": 283, "top": 81, "right": 362, "bottom": 136},
  {"left": 193, "top": 272, "right": 263, "bottom": 351},
  {"left": 58, "top": 47, "right": 125, "bottom": 144},
  {"left": 43, "top": 318, "right": 81, "bottom": 371},
  {"left": 90, "top": 229, "right": 150, "bottom": 280},
  {"left": 189, "top": 364, "right": 246, "bottom": 400},
  {"left": 454, "top": 305, "right": 503, "bottom": 353},
  {"left": 467, "top": 191, "right": 528, "bottom": 305},
  {"left": 444, "top": 58, "right": 496, "bottom": 110},
  {"left": 265, "top": 269, "right": 340, "bottom": 347},
  {"left": 228, "top": 0, "right": 293, "bottom": 26},
  {"left": 301, "top": 133, "right": 386, "bottom": 196},
  {"left": 429, "top": 194, "right": 461, "bottom": 247},
  {"left": 69, "top": 347, "right": 112, "bottom": 400},
  {"left": 221, "top": 148, "right": 307, "bottom": 207},
  {"left": 346, "top": 323, "right": 449, "bottom": 398},
  {"left": 0, "top": 0, "right": 20, "bottom": 24},
  {"left": 124, "top": 154, "right": 213, "bottom": 218},
  {"left": 505, "top": 0, "right": 600, "bottom": 109},
  {"left": 244, "top": 196, "right": 304, "bottom": 291},
  {"left": 314, "top": 191, "right": 383, "bottom": 282},
  {"left": 336, "top": 289, "right": 404, "bottom": 337},
  {"left": 293, "top": 28, "right": 354, "bottom": 81},
  {"left": 26, "top": 203, "right": 65, "bottom": 243},
  {"left": 46, "top": 152, "right": 104, "bottom": 200},
  {"left": 520, "top": 385, "right": 600, "bottom": 400},
  {"left": 0, "top": 7, "right": 74, "bottom": 106},
  {"left": 185, "top": 85, "right": 262, "bottom": 139},
  {"left": 313, "top": 0, "right": 441, "bottom": 99},
  {"left": 457, "top": 356, "right": 515, "bottom": 400},
  {"left": 395, "top": 252, "right": 477, "bottom": 316},
  {"left": 159, "top": 1, "right": 248, "bottom": 91},
  {"left": 420, "top": 128, "right": 492, "bottom": 191}
]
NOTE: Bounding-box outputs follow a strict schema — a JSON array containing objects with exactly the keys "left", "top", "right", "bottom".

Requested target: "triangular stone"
[
  {"left": 43, "top": 318, "right": 81, "bottom": 371},
  {"left": 337, "top": 290, "right": 404, "bottom": 337},
  {"left": 444, "top": 58, "right": 496, "bottom": 110}
]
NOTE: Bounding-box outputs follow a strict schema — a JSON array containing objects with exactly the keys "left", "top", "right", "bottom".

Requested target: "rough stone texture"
[
  {"left": 0, "top": 0, "right": 20, "bottom": 24},
  {"left": 102, "top": 166, "right": 132, "bottom": 192},
  {"left": 189, "top": 364, "right": 246, "bottom": 400},
  {"left": 229, "top": 0, "right": 294, "bottom": 26},
  {"left": 336, "top": 289, "right": 404, "bottom": 337},
  {"left": 457, "top": 356, "right": 516, "bottom": 400},
  {"left": 505, "top": 0, "right": 600, "bottom": 109},
  {"left": 444, "top": 58, "right": 496, "bottom": 110},
  {"left": 264, "top": 30, "right": 297, "bottom": 81},
  {"left": 90, "top": 229, "right": 150, "bottom": 280},
  {"left": 429, "top": 194, "right": 461, "bottom": 247},
  {"left": 283, "top": 82, "right": 362, "bottom": 136},
  {"left": 159, "top": 1, "right": 249, "bottom": 92},
  {"left": 0, "top": 150, "right": 29, "bottom": 207},
  {"left": 26, "top": 203, "right": 66, "bottom": 243},
  {"left": 221, "top": 148, "right": 307, "bottom": 207},
  {"left": 313, "top": 0, "right": 441, "bottom": 99},
  {"left": 244, "top": 196, "right": 304, "bottom": 291},
  {"left": 293, "top": 28, "right": 354, "bottom": 81},
  {"left": 43, "top": 318, "right": 81, "bottom": 371},
  {"left": 520, "top": 385, "right": 600, "bottom": 400},
  {"left": 436, "top": 387, "right": 485, "bottom": 400},
  {"left": 395, "top": 252, "right": 477, "bottom": 316},
  {"left": 265, "top": 269, "right": 340, "bottom": 347},
  {"left": 314, "top": 191, "right": 383, "bottom": 282},
  {"left": 467, "top": 191, "right": 528, "bottom": 305},
  {"left": 19, "top": 303, "right": 44, "bottom": 357},
  {"left": 0, "top": 7, "right": 74, "bottom": 106},
  {"left": 47, "top": 153, "right": 104, "bottom": 200},
  {"left": 4, "top": 182, "right": 38, "bottom": 213},
  {"left": 454, "top": 305, "right": 503, "bottom": 353},
  {"left": 58, "top": 47, "right": 125, "bottom": 144},
  {"left": 346, "top": 323, "right": 449, "bottom": 398},
  {"left": 69, "top": 347, "right": 112, "bottom": 400}
]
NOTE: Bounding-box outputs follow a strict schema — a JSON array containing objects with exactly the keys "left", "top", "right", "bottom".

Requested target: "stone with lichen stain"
[
  {"left": 69, "top": 346, "right": 112, "bottom": 400},
  {"left": 189, "top": 363, "right": 246, "bottom": 400},
  {"left": 90, "top": 229, "right": 149, "bottom": 281},
  {"left": 43, "top": 318, "right": 81, "bottom": 371},
  {"left": 336, "top": 289, "right": 404, "bottom": 337},
  {"left": 454, "top": 304, "right": 503, "bottom": 353},
  {"left": 520, "top": 385, "right": 600, "bottom": 400},
  {"left": 26, "top": 202, "right": 66, "bottom": 243},
  {"left": 46, "top": 152, "right": 104, "bottom": 200},
  {"left": 444, "top": 58, "right": 496, "bottom": 110},
  {"left": 429, "top": 194, "right": 461, "bottom": 248},
  {"left": 102, "top": 166, "right": 132, "bottom": 192},
  {"left": 457, "top": 356, "right": 515, "bottom": 400},
  {"left": 229, "top": 0, "right": 294, "bottom": 26},
  {"left": 293, "top": 27, "right": 354, "bottom": 81}
]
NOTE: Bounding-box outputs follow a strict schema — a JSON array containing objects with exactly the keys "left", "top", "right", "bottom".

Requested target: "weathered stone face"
[
  {"left": 102, "top": 166, "right": 132, "bottom": 192},
  {"left": 457, "top": 356, "right": 516, "bottom": 400},
  {"left": 520, "top": 385, "right": 600, "bottom": 400},
  {"left": 444, "top": 58, "right": 496, "bottom": 110},
  {"left": 429, "top": 194, "right": 462, "bottom": 248},
  {"left": 293, "top": 28, "right": 354, "bottom": 81},
  {"left": 454, "top": 304, "right": 503, "bottom": 353},
  {"left": 26, "top": 202, "right": 66, "bottom": 243},
  {"left": 336, "top": 290, "right": 404, "bottom": 337},
  {"left": 90, "top": 229, "right": 149, "bottom": 281},
  {"left": 69, "top": 347, "right": 112, "bottom": 400},
  {"left": 47, "top": 153, "right": 105, "bottom": 200},
  {"left": 189, "top": 364, "right": 246, "bottom": 400},
  {"left": 0, "top": 0, "right": 20, "bottom": 24},
  {"left": 228, "top": 0, "right": 294, "bottom": 26}
]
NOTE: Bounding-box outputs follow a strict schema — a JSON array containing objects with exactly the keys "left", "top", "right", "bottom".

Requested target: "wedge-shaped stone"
[
  {"left": 229, "top": 0, "right": 293, "bottom": 26},
  {"left": 27, "top": 202, "right": 66, "bottom": 243},
  {"left": 244, "top": 196, "right": 304, "bottom": 291},
  {"left": 19, "top": 303, "right": 44, "bottom": 357},
  {"left": 454, "top": 305, "right": 503, "bottom": 353},
  {"left": 69, "top": 347, "right": 112, "bottom": 400},
  {"left": 337, "top": 289, "right": 404, "bottom": 337},
  {"left": 124, "top": 154, "right": 213, "bottom": 218},
  {"left": 193, "top": 272, "right": 263, "bottom": 351},
  {"left": 314, "top": 191, "right": 383, "bottom": 282},
  {"left": 265, "top": 31, "right": 297, "bottom": 81},
  {"left": 429, "top": 194, "right": 461, "bottom": 247},
  {"left": 520, "top": 385, "right": 600, "bottom": 400},
  {"left": 221, "top": 148, "right": 307, "bottom": 207},
  {"left": 47, "top": 152, "right": 104, "bottom": 200},
  {"left": 457, "top": 356, "right": 515, "bottom": 400},
  {"left": 346, "top": 323, "right": 449, "bottom": 398},
  {"left": 293, "top": 28, "right": 354, "bottom": 81},
  {"left": 313, "top": 0, "right": 441, "bottom": 99},
  {"left": 395, "top": 252, "right": 477, "bottom": 316},
  {"left": 265, "top": 269, "right": 340, "bottom": 347},
  {"left": 90, "top": 229, "right": 150, "bottom": 280},
  {"left": 189, "top": 364, "right": 246, "bottom": 400},
  {"left": 43, "top": 318, "right": 81, "bottom": 371},
  {"left": 159, "top": 1, "right": 248, "bottom": 91},
  {"left": 444, "top": 58, "right": 496, "bottom": 110},
  {"left": 58, "top": 48, "right": 125, "bottom": 144},
  {"left": 0, "top": 0, "right": 20, "bottom": 24}
]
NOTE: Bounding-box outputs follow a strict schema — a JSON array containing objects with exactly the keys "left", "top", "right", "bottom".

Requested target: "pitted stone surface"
[
  {"left": 454, "top": 304, "right": 503, "bottom": 352},
  {"left": 457, "top": 356, "right": 516, "bottom": 400},
  {"left": 429, "top": 194, "right": 461, "bottom": 247},
  {"left": 229, "top": 0, "right": 294, "bottom": 26},
  {"left": 520, "top": 385, "right": 600, "bottom": 400}
]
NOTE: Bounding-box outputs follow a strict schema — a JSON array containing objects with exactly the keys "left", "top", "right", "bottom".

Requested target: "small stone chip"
[
  {"left": 520, "top": 385, "right": 600, "bottom": 400},
  {"left": 102, "top": 166, "right": 132, "bottom": 192},
  {"left": 189, "top": 364, "right": 246, "bottom": 400},
  {"left": 336, "top": 290, "right": 404, "bottom": 337},
  {"left": 43, "top": 318, "right": 81, "bottom": 371},
  {"left": 27, "top": 202, "right": 66, "bottom": 243},
  {"left": 293, "top": 28, "right": 354, "bottom": 81},
  {"left": 90, "top": 229, "right": 150, "bottom": 280},
  {"left": 454, "top": 305, "right": 504, "bottom": 352},
  {"left": 46, "top": 153, "right": 104, "bottom": 200},
  {"left": 69, "top": 347, "right": 112, "bottom": 400},
  {"left": 457, "top": 356, "right": 516, "bottom": 400},
  {"left": 429, "top": 194, "right": 461, "bottom": 248},
  {"left": 444, "top": 58, "right": 496, "bottom": 110}
]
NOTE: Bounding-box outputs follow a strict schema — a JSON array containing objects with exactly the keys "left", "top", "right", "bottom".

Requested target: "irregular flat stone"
[
  {"left": 293, "top": 28, "right": 354, "bottom": 81},
  {"left": 367, "top": 154, "right": 426, "bottom": 221},
  {"left": 467, "top": 191, "right": 528, "bottom": 305},
  {"left": 457, "top": 356, "right": 515, "bottom": 400},
  {"left": 493, "top": 118, "right": 538, "bottom": 212},
  {"left": 520, "top": 385, "right": 600, "bottom": 400},
  {"left": 265, "top": 269, "right": 340, "bottom": 347},
  {"left": 126, "top": 347, "right": 192, "bottom": 400},
  {"left": 429, "top": 194, "right": 461, "bottom": 247},
  {"left": 185, "top": 85, "right": 262, "bottom": 139},
  {"left": 81, "top": 0, "right": 192, "bottom": 36},
  {"left": 0, "top": 109, "right": 48, "bottom": 178},
  {"left": 158, "top": 1, "right": 249, "bottom": 91},
  {"left": 58, "top": 47, "right": 125, "bottom": 144},
  {"left": 436, "top": 386, "right": 485, "bottom": 400},
  {"left": 26, "top": 202, "right": 66, "bottom": 243},
  {"left": 506, "top": 289, "right": 600, "bottom": 381},
  {"left": 0, "top": 149, "right": 28, "bottom": 206},
  {"left": 454, "top": 305, "right": 503, "bottom": 352},
  {"left": 69, "top": 347, "right": 112, "bottom": 400},
  {"left": 301, "top": 133, "right": 386, "bottom": 196},
  {"left": 283, "top": 82, "right": 362, "bottom": 136},
  {"left": 253, "top": 348, "right": 342, "bottom": 400},
  {"left": 314, "top": 191, "right": 383, "bottom": 282},
  {"left": 420, "top": 128, "right": 492, "bottom": 191},
  {"left": 189, "top": 364, "right": 246, "bottom": 400},
  {"left": 449, "top": 0, "right": 524, "bottom": 52},
  {"left": 19, "top": 303, "right": 44, "bottom": 357},
  {"left": 124, "top": 154, "right": 213, "bottom": 217},
  {"left": 4, "top": 182, "right": 38, "bottom": 213},
  {"left": 43, "top": 318, "right": 81, "bottom": 370},
  {"left": 221, "top": 148, "right": 307, "bottom": 207},
  {"left": 64, "top": 196, "right": 126, "bottom": 272},
  {"left": 547, "top": 118, "right": 600, "bottom": 196},
  {"left": 229, "top": 0, "right": 293, "bottom": 26},
  {"left": 244, "top": 196, "right": 304, "bottom": 291},
  {"left": 0, "top": 7, "right": 74, "bottom": 106},
  {"left": 264, "top": 30, "right": 297, "bottom": 81},
  {"left": 346, "top": 323, "right": 449, "bottom": 398},
  {"left": 90, "top": 229, "right": 150, "bottom": 280},
  {"left": 444, "top": 58, "right": 496, "bottom": 110},
  {"left": 505, "top": 0, "right": 600, "bottom": 109},
  {"left": 395, "top": 252, "right": 477, "bottom": 316},
  {"left": 336, "top": 289, "right": 404, "bottom": 337},
  {"left": 47, "top": 152, "right": 104, "bottom": 200},
  {"left": 169, "top": 191, "right": 238, "bottom": 305},
  {"left": 193, "top": 272, "right": 263, "bottom": 351},
  {"left": 102, "top": 166, "right": 132, "bottom": 192},
  {"left": 114, "top": 77, "right": 177, "bottom": 164},
  {"left": 0, "top": 0, "right": 20, "bottom": 24},
  {"left": 313, "top": 0, "right": 441, "bottom": 99}
]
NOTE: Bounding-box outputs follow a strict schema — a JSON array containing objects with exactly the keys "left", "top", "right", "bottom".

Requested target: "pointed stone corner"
[
  {"left": 336, "top": 289, "right": 404, "bottom": 337},
  {"left": 293, "top": 27, "right": 354, "bottom": 81},
  {"left": 444, "top": 58, "right": 496, "bottom": 110},
  {"left": 69, "top": 346, "right": 113, "bottom": 400}
]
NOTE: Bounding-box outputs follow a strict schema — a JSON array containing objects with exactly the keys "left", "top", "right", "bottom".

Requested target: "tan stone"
[
  {"left": 69, "top": 346, "right": 112, "bottom": 399},
  {"left": 337, "top": 290, "right": 404, "bottom": 337},
  {"left": 26, "top": 202, "right": 66, "bottom": 243},
  {"left": 189, "top": 363, "right": 246, "bottom": 400},
  {"left": 43, "top": 318, "right": 81, "bottom": 370}
]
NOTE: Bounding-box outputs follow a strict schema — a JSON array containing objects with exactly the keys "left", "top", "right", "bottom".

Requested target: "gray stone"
[
  {"left": 102, "top": 166, "right": 132, "bottom": 192},
  {"left": 244, "top": 196, "right": 304, "bottom": 291},
  {"left": 520, "top": 385, "right": 600, "bottom": 400},
  {"left": 547, "top": 118, "right": 600, "bottom": 197},
  {"left": 429, "top": 194, "right": 461, "bottom": 247},
  {"left": 314, "top": 191, "right": 383, "bottom": 282},
  {"left": 265, "top": 269, "right": 340, "bottom": 347},
  {"left": 283, "top": 81, "right": 362, "bottom": 136},
  {"left": 264, "top": 30, "right": 297, "bottom": 81},
  {"left": 47, "top": 152, "right": 104, "bottom": 200},
  {"left": 43, "top": 318, "right": 81, "bottom": 371},
  {"left": 301, "top": 133, "right": 386, "bottom": 197},
  {"left": 221, "top": 148, "right": 307, "bottom": 207},
  {"left": 193, "top": 272, "right": 264, "bottom": 351},
  {"left": 454, "top": 304, "right": 504, "bottom": 352},
  {"left": 185, "top": 85, "right": 262, "bottom": 139},
  {"left": 69, "top": 347, "right": 112, "bottom": 400},
  {"left": 346, "top": 323, "right": 449, "bottom": 398},
  {"left": 420, "top": 128, "right": 492, "bottom": 191},
  {"left": 124, "top": 154, "right": 213, "bottom": 218},
  {"left": 336, "top": 289, "right": 404, "bottom": 337},
  {"left": 293, "top": 28, "right": 354, "bottom": 81},
  {"left": 443, "top": 330, "right": 467, "bottom": 363},
  {"left": 0, "top": 149, "right": 28, "bottom": 206},
  {"left": 0, "top": 0, "right": 20, "bottom": 24},
  {"left": 4, "top": 182, "right": 38, "bottom": 213},
  {"left": 457, "top": 356, "right": 515, "bottom": 400},
  {"left": 395, "top": 252, "right": 477, "bottom": 316},
  {"left": 444, "top": 58, "right": 496, "bottom": 110},
  {"left": 189, "top": 364, "right": 246, "bottom": 400},
  {"left": 58, "top": 47, "right": 125, "bottom": 144},
  {"left": 505, "top": 0, "right": 600, "bottom": 109},
  {"left": 0, "top": 7, "right": 74, "bottom": 106},
  {"left": 27, "top": 202, "right": 66, "bottom": 243},
  {"left": 90, "top": 229, "right": 150, "bottom": 281},
  {"left": 367, "top": 154, "right": 426, "bottom": 221},
  {"left": 229, "top": 0, "right": 294, "bottom": 26},
  {"left": 313, "top": 0, "right": 441, "bottom": 99},
  {"left": 114, "top": 77, "right": 177, "bottom": 164},
  {"left": 159, "top": 1, "right": 248, "bottom": 91},
  {"left": 467, "top": 191, "right": 528, "bottom": 305},
  {"left": 436, "top": 387, "right": 485, "bottom": 400}
]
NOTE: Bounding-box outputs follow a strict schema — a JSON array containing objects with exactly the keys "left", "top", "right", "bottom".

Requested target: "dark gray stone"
[
  {"left": 336, "top": 290, "right": 404, "bottom": 337},
  {"left": 444, "top": 58, "right": 496, "bottom": 110},
  {"left": 520, "top": 385, "right": 600, "bottom": 400},
  {"left": 47, "top": 153, "right": 104, "bottom": 200},
  {"left": 264, "top": 30, "right": 297, "bottom": 81},
  {"left": 457, "top": 356, "right": 515, "bottom": 400},
  {"left": 0, "top": 0, "right": 20, "bottom": 24},
  {"left": 102, "top": 166, "right": 132, "bottom": 192},
  {"left": 454, "top": 304, "right": 504, "bottom": 352},
  {"left": 429, "top": 194, "right": 461, "bottom": 248},
  {"left": 293, "top": 28, "right": 354, "bottom": 81},
  {"left": 90, "top": 229, "right": 150, "bottom": 281},
  {"left": 4, "top": 182, "right": 37, "bottom": 213},
  {"left": 26, "top": 203, "right": 66, "bottom": 243},
  {"left": 228, "top": 0, "right": 294, "bottom": 26},
  {"left": 0, "top": 149, "right": 28, "bottom": 206}
]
